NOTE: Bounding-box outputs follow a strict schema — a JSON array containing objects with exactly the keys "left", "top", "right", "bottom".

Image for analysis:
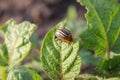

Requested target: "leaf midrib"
[
  {"left": 60, "top": 43, "right": 63, "bottom": 80},
  {"left": 87, "top": 0, "right": 110, "bottom": 59},
  {"left": 9, "top": 30, "right": 21, "bottom": 64}
]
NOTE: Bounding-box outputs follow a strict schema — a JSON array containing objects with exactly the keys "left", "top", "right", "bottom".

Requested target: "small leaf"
[
  {"left": 65, "top": 5, "right": 87, "bottom": 38},
  {"left": 41, "top": 20, "right": 81, "bottom": 80},
  {"left": 66, "top": 5, "right": 77, "bottom": 21},
  {"left": 4, "top": 19, "right": 36, "bottom": 65},
  {"left": 96, "top": 52, "right": 120, "bottom": 77},
  {"left": 77, "top": 0, "right": 120, "bottom": 59},
  {"left": 78, "top": 50, "right": 100, "bottom": 65},
  {"left": 30, "top": 32, "right": 41, "bottom": 48},
  {"left": 7, "top": 66, "right": 42, "bottom": 80},
  {"left": 75, "top": 74, "right": 101, "bottom": 80},
  {"left": 75, "top": 74, "right": 120, "bottom": 80},
  {"left": 0, "top": 44, "right": 9, "bottom": 66},
  {"left": 105, "top": 77, "right": 120, "bottom": 80}
]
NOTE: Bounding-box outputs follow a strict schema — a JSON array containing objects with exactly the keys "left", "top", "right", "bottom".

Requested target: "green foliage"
[
  {"left": 40, "top": 20, "right": 81, "bottom": 80},
  {"left": 77, "top": 0, "right": 120, "bottom": 77},
  {"left": 0, "top": 19, "right": 36, "bottom": 67},
  {"left": 105, "top": 77, "right": 120, "bottom": 80},
  {"left": 77, "top": 0, "right": 120, "bottom": 58},
  {"left": 65, "top": 5, "right": 87, "bottom": 38},
  {"left": 78, "top": 50, "right": 100, "bottom": 65},
  {"left": 4, "top": 19, "right": 36, "bottom": 66},
  {"left": 0, "top": 19, "right": 39, "bottom": 80},
  {"left": 75, "top": 74, "right": 101, "bottom": 80},
  {"left": 66, "top": 5, "right": 77, "bottom": 21},
  {"left": 0, "top": 0, "right": 120, "bottom": 79},
  {"left": 0, "top": 44, "right": 9, "bottom": 66},
  {"left": 7, "top": 66, "right": 42, "bottom": 80},
  {"left": 75, "top": 74, "right": 120, "bottom": 80},
  {"left": 96, "top": 53, "right": 120, "bottom": 77},
  {"left": 30, "top": 32, "right": 41, "bottom": 49}
]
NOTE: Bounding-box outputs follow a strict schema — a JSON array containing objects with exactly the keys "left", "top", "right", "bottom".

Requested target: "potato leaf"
[
  {"left": 105, "top": 77, "right": 120, "bottom": 80},
  {"left": 96, "top": 53, "right": 120, "bottom": 77},
  {"left": 7, "top": 66, "right": 42, "bottom": 80},
  {"left": 41, "top": 20, "right": 81, "bottom": 80},
  {"left": 77, "top": 0, "right": 120, "bottom": 58},
  {"left": 77, "top": 0, "right": 120, "bottom": 73},
  {"left": 4, "top": 19, "right": 36, "bottom": 65}
]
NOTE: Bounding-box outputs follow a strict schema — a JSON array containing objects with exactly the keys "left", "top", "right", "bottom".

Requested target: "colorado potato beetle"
[{"left": 55, "top": 28, "right": 73, "bottom": 43}]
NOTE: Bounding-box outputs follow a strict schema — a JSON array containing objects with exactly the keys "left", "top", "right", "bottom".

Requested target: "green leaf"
[
  {"left": 41, "top": 20, "right": 81, "bottom": 80},
  {"left": 105, "top": 77, "right": 120, "bottom": 80},
  {"left": 7, "top": 66, "right": 42, "bottom": 80},
  {"left": 76, "top": 74, "right": 120, "bottom": 80},
  {"left": 4, "top": 19, "right": 36, "bottom": 65},
  {"left": 65, "top": 5, "right": 87, "bottom": 38},
  {"left": 96, "top": 52, "right": 120, "bottom": 77},
  {"left": 66, "top": 5, "right": 77, "bottom": 21},
  {"left": 77, "top": 0, "right": 120, "bottom": 59},
  {"left": 78, "top": 50, "right": 100, "bottom": 65},
  {"left": 0, "top": 44, "right": 9, "bottom": 66},
  {"left": 75, "top": 74, "right": 101, "bottom": 80},
  {"left": 30, "top": 32, "right": 41, "bottom": 48}
]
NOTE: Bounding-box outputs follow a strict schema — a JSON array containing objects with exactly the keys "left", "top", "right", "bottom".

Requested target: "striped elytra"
[{"left": 55, "top": 28, "right": 73, "bottom": 43}]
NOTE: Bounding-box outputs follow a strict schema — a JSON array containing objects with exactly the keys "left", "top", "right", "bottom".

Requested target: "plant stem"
[
  {"left": 105, "top": 37, "right": 110, "bottom": 60},
  {"left": 2, "top": 67, "right": 7, "bottom": 80},
  {"left": 106, "top": 49, "right": 110, "bottom": 60},
  {"left": 60, "top": 72, "right": 63, "bottom": 80}
]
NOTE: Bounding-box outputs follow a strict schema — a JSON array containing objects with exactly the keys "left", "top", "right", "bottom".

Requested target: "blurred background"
[
  {"left": 0, "top": 0, "right": 86, "bottom": 38},
  {"left": 0, "top": 0, "right": 100, "bottom": 80}
]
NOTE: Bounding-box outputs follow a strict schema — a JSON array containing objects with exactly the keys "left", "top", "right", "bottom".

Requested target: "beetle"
[{"left": 55, "top": 28, "right": 73, "bottom": 43}]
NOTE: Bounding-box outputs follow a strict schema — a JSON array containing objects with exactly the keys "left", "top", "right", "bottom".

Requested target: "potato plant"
[{"left": 0, "top": 0, "right": 120, "bottom": 80}]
